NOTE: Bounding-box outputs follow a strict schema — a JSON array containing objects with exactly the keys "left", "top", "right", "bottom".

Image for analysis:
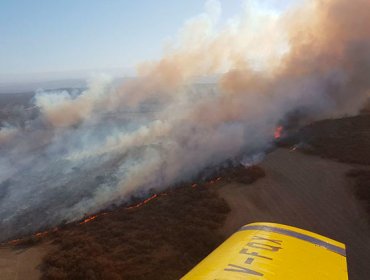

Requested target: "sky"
[{"left": 0, "top": 0, "right": 298, "bottom": 81}]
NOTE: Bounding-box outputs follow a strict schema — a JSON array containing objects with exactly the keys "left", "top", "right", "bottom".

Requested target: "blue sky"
[{"left": 0, "top": 0, "right": 297, "bottom": 79}]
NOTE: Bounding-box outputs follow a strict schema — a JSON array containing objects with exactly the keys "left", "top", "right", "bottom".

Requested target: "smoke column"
[{"left": 0, "top": 0, "right": 369, "bottom": 241}]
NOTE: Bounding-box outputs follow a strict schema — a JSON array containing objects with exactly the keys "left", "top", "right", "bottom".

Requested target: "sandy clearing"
[
  {"left": 217, "top": 148, "right": 370, "bottom": 280},
  {"left": 0, "top": 244, "right": 48, "bottom": 280}
]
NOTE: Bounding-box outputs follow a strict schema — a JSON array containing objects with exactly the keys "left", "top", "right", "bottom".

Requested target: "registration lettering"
[{"left": 223, "top": 235, "right": 283, "bottom": 277}]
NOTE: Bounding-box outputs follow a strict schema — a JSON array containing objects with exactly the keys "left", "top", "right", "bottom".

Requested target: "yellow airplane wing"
[{"left": 182, "top": 222, "right": 348, "bottom": 280}]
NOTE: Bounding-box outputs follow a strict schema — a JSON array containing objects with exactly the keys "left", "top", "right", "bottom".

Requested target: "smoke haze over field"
[{"left": 1, "top": 0, "right": 370, "bottom": 241}]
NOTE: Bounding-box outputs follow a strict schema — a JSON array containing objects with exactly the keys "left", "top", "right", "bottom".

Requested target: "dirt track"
[
  {"left": 0, "top": 244, "right": 48, "bottom": 280},
  {"left": 218, "top": 148, "right": 370, "bottom": 280}
]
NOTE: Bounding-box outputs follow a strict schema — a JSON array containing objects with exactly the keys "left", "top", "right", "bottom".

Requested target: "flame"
[
  {"left": 5, "top": 228, "right": 59, "bottom": 246},
  {"left": 126, "top": 194, "right": 159, "bottom": 210},
  {"left": 8, "top": 239, "right": 22, "bottom": 246},
  {"left": 34, "top": 231, "right": 49, "bottom": 238},
  {"left": 79, "top": 215, "right": 98, "bottom": 225},
  {"left": 274, "top": 126, "right": 283, "bottom": 139},
  {"left": 4, "top": 179, "right": 226, "bottom": 245}
]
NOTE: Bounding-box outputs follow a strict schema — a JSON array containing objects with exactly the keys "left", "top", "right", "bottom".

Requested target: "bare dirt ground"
[
  {"left": 217, "top": 148, "right": 370, "bottom": 280},
  {"left": 0, "top": 244, "right": 49, "bottom": 280}
]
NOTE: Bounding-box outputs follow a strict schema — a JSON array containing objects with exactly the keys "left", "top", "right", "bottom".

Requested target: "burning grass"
[
  {"left": 1, "top": 164, "right": 265, "bottom": 279},
  {"left": 40, "top": 185, "right": 230, "bottom": 280}
]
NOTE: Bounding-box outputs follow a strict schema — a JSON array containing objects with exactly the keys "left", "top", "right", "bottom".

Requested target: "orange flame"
[
  {"left": 126, "top": 194, "right": 159, "bottom": 210},
  {"left": 79, "top": 215, "right": 98, "bottom": 225},
  {"left": 8, "top": 239, "right": 22, "bottom": 246},
  {"left": 34, "top": 231, "right": 49, "bottom": 238},
  {"left": 5, "top": 179, "right": 225, "bottom": 245},
  {"left": 5, "top": 228, "right": 59, "bottom": 246},
  {"left": 274, "top": 126, "right": 283, "bottom": 139}
]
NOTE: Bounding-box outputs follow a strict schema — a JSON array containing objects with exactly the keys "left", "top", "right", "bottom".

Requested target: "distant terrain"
[{"left": 0, "top": 79, "right": 86, "bottom": 94}]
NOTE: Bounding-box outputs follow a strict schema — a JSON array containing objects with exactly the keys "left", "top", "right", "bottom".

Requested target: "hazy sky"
[{"left": 0, "top": 0, "right": 297, "bottom": 79}]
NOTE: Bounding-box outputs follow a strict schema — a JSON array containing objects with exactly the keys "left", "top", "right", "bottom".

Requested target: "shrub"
[{"left": 41, "top": 186, "right": 230, "bottom": 280}]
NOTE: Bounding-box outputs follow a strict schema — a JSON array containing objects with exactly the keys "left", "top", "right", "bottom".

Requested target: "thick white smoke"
[{"left": 0, "top": 0, "right": 369, "bottom": 241}]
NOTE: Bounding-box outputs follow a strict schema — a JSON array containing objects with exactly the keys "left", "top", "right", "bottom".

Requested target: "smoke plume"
[{"left": 0, "top": 0, "right": 369, "bottom": 241}]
